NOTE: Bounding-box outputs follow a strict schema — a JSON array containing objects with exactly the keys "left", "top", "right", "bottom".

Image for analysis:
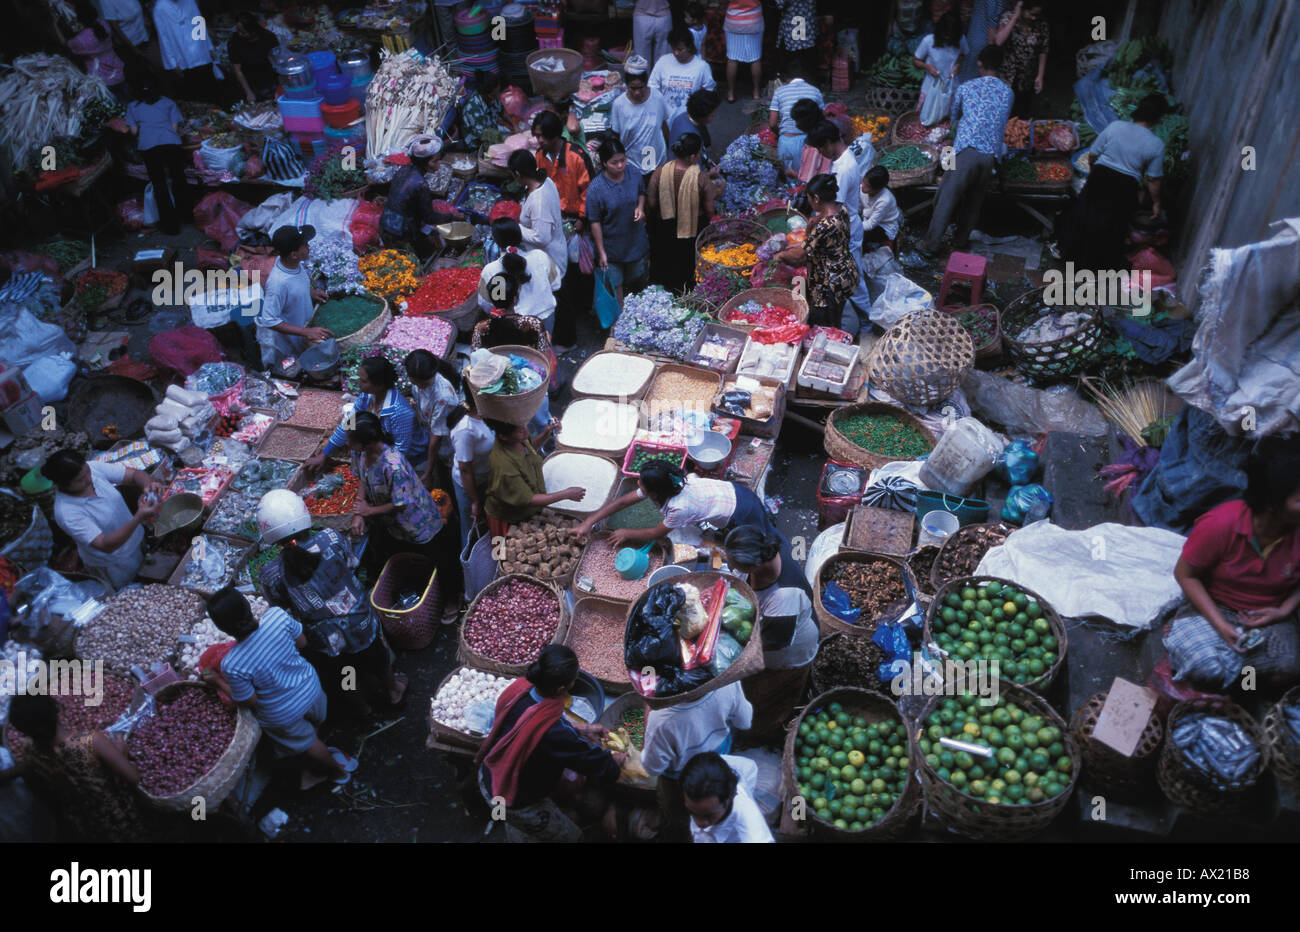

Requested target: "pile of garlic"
[
  {"left": 430, "top": 667, "right": 511, "bottom": 734},
  {"left": 178, "top": 594, "right": 270, "bottom": 677}
]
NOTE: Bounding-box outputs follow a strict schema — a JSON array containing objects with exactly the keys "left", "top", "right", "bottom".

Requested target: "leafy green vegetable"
[{"left": 1103, "top": 38, "right": 1172, "bottom": 87}]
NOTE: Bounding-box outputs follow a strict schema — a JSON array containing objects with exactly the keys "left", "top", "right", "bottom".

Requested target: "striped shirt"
[
  {"left": 220, "top": 607, "right": 323, "bottom": 728},
  {"left": 769, "top": 79, "right": 823, "bottom": 137},
  {"left": 322, "top": 388, "right": 429, "bottom": 469}
]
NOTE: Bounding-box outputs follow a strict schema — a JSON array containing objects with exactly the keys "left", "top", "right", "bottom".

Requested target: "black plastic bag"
[
  {"left": 718, "top": 389, "right": 752, "bottom": 418},
  {"left": 655, "top": 666, "right": 713, "bottom": 697},
  {"left": 625, "top": 584, "right": 686, "bottom": 671}
]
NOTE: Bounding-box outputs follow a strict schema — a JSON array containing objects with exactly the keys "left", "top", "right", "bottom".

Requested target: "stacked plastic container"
[
  {"left": 534, "top": 0, "right": 563, "bottom": 48},
  {"left": 456, "top": 5, "right": 499, "bottom": 75},
  {"left": 500, "top": 3, "right": 538, "bottom": 86},
  {"left": 278, "top": 93, "right": 325, "bottom": 158},
  {"left": 339, "top": 49, "right": 373, "bottom": 108},
  {"left": 273, "top": 49, "right": 316, "bottom": 99}
]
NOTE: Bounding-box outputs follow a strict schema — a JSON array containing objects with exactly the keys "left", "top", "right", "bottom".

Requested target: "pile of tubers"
[{"left": 499, "top": 512, "right": 583, "bottom": 580}]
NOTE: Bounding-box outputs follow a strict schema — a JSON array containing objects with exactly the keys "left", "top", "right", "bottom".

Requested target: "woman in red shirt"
[{"left": 1169, "top": 444, "right": 1300, "bottom": 692}]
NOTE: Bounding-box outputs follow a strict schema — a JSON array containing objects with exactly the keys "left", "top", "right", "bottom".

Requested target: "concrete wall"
[{"left": 1158, "top": 0, "right": 1300, "bottom": 310}]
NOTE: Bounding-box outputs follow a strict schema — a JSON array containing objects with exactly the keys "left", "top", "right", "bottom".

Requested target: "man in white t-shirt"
[
  {"left": 43, "top": 450, "right": 161, "bottom": 592},
  {"left": 611, "top": 57, "right": 671, "bottom": 171},
  {"left": 95, "top": 0, "right": 149, "bottom": 46},
  {"left": 809, "top": 121, "right": 874, "bottom": 336},
  {"left": 255, "top": 225, "right": 331, "bottom": 370},
  {"left": 682, "top": 752, "right": 774, "bottom": 843},
  {"left": 649, "top": 27, "right": 717, "bottom": 121}
]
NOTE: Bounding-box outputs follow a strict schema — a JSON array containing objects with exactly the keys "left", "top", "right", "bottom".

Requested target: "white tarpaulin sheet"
[
  {"left": 975, "top": 520, "right": 1186, "bottom": 629},
  {"left": 1167, "top": 217, "right": 1300, "bottom": 437}
]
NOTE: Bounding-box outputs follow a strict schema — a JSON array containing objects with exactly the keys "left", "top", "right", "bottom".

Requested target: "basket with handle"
[
  {"left": 527, "top": 48, "right": 583, "bottom": 100},
  {"left": 889, "top": 108, "right": 946, "bottom": 146},
  {"left": 823, "top": 402, "right": 937, "bottom": 471},
  {"left": 695, "top": 218, "right": 768, "bottom": 283},
  {"left": 467, "top": 343, "right": 551, "bottom": 427},
  {"left": 459, "top": 574, "right": 570, "bottom": 677},
  {"left": 813, "top": 551, "right": 915, "bottom": 638},
  {"left": 624, "top": 571, "right": 763, "bottom": 709},
  {"left": 1263, "top": 686, "right": 1300, "bottom": 789},
  {"left": 917, "top": 676, "right": 1079, "bottom": 840},
  {"left": 1069, "top": 689, "right": 1164, "bottom": 800},
  {"left": 923, "top": 574, "right": 1068, "bottom": 696},
  {"left": 132, "top": 681, "right": 261, "bottom": 813},
  {"left": 1157, "top": 696, "right": 1269, "bottom": 815},
  {"left": 782, "top": 687, "right": 921, "bottom": 840},
  {"left": 867, "top": 307, "right": 974, "bottom": 408},
  {"left": 1000, "top": 285, "right": 1106, "bottom": 382},
  {"left": 369, "top": 552, "right": 442, "bottom": 650},
  {"left": 565, "top": 595, "right": 636, "bottom": 694}
]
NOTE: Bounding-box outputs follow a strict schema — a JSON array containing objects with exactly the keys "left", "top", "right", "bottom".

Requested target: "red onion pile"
[
  {"left": 463, "top": 579, "right": 561, "bottom": 665},
  {"left": 5, "top": 675, "right": 137, "bottom": 761},
  {"left": 127, "top": 688, "right": 236, "bottom": 796}
]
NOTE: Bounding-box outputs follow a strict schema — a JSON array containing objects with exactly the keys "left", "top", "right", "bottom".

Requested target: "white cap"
[
  {"left": 257, "top": 489, "right": 311, "bottom": 544},
  {"left": 624, "top": 55, "right": 649, "bottom": 77}
]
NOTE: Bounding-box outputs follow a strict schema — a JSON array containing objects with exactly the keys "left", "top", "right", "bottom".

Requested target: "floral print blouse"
[
  {"left": 996, "top": 11, "right": 1050, "bottom": 92},
  {"left": 805, "top": 208, "right": 859, "bottom": 310},
  {"left": 775, "top": 0, "right": 817, "bottom": 52}
]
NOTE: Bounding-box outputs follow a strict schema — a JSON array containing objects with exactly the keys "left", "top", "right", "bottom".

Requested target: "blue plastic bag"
[
  {"left": 998, "top": 439, "right": 1040, "bottom": 485},
  {"left": 873, "top": 621, "right": 912, "bottom": 686},
  {"left": 1002, "top": 484, "right": 1053, "bottom": 524},
  {"left": 820, "top": 580, "right": 860, "bottom": 625},
  {"left": 593, "top": 269, "right": 621, "bottom": 329}
]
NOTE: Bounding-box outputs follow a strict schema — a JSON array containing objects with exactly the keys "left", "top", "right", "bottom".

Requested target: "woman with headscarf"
[
  {"left": 646, "top": 131, "right": 717, "bottom": 294},
  {"left": 380, "top": 135, "right": 447, "bottom": 260}
]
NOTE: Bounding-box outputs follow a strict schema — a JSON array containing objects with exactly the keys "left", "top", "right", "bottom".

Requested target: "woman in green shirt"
[{"left": 482, "top": 418, "right": 585, "bottom": 535}]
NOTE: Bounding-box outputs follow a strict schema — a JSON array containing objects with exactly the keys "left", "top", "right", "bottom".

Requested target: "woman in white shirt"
[
  {"left": 477, "top": 218, "right": 560, "bottom": 332},
  {"left": 649, "top": 27, "right": 717, "bottom": 121},
  {"left": 403, "top": 350, "right": 463, "bottom": 489},
  {"left": 682, "top": 752, "right": 774, "bottom": 843},
  {"left": 508, "top": 150, "right": 569, "bottom": 285},
  {"left": 448, "top": 393, "right": 497, "bottom": 550},
  {"left": 571, "top": 461, "right": 776, "bottom": 546},
  {"left": 860, "top": 165, "right": 902, "bottom": 250}
]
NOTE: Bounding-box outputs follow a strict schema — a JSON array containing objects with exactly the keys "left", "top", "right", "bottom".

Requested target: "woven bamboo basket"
[
  {"left": 597, "top": 693, "right": 659, "bottom": 797},
  {"left": 889, "top": 108, "right": 947, "bottom": 146},
  {"left": 477, "top": 151, "right": 511, "bottom": 180},
  {"left": 715, "top": 286, "right": 810, "bottom": 332},
  {"left": 745, "top": 119, "right": 779, "bottom": 161},
  {"left": 134, "top": 682, "right": 261, "bottom": 813},
  {"left": 813, "top": 551, "right": 915, "bottom": 638},
  {"left": 433, "top": 288, "right": 484, "bottom": 337},
  {"left": 624, "top": 571, "right": 763, "bottom": 709},
  {"left": 695, "top": 218, "right": 768, "bottom": 283},
  {"left": 527, "top": 48, "right": 583, "bottom": 100},
  {"left": 70, "top": 151, "right": 112, "bottom": 196},
  {"left": 1069, "top": 690, "right": 1164, "bottom": 800},
  {"left": 917, "top": 678, "right": 1079, "bottom": 840},
  {"left": 426, "top": 666, "right": 515, "bottom": 751},
  {"left": 1157, "top": 697, "right": 1269, "bottom": 815},
  {"left": 1000, "top": 286, "right": 1107, "bottom": 382},
  {"left": 823, "top": 402, "right": 938, "bottom": 471},
  {"left": 809, "top": 631, "right": 893, "bottom": 698},
  {"left": 468, "top": 343, "right": 551, "bottom": 427},
  {"left": 458, "top": 574, "right": 570, "bottom": 676},
  {"left": 540, "top": 451, "right": 621, "bottom": 517},
  {"left": 923, "top": 574, "right": 1068, "bottom": 696},
  {"left": 569, "top": 350, "right": 657, "bottom": 401},
  {"left": 863, "top": 86, "right": 920, "bottom": 115},
  {"left": 782, "top": 687, "right": 920, "bottom": 840},
  {"left": 565, "top": 595, "right": 635, "bottom": 694},
  {"left": 929, "top": 522, "right": 1014, "bottom": 592},
  {"left": 942, "top": 303, "right": 1002, "bottom": 363},
  {"left": 497, "top": 513, "right": 584, "bottom": 589},
  {"left": 867, "top": 308, "right": 973, "bottom": 409},
  {"left": 288, "top": 462, "right": 358, "bottom": 532},
  {"left": 754, "top": 205, "right": 808, "bottom": 235},
  {"left": 642, "top": 363, "right": 723, "bottom": 425},
  {"left": 876, "top": 142, "right": 940, "bottom": 187},
  {"left": 1263, "top": 686, "right": 1300, "bottom": 789},
  {"left": 326, "top": 294, "right": 391, "bottom": 349}
]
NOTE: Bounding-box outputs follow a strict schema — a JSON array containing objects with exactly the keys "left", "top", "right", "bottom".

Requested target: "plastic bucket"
[
  {"left": 308, "top": 50, "right": 338, "bottom": 78},
  {"left": 917, "top": 510, "right": 960, "bottom": 548},
  {"left": 321, "top": 99, "right": 361, "bottom": 127},
  {"left": 319, "top": 72, "right": 351, "bottom": 105},
  {"left": 913, "top": 490, "right": 990, "bottom": 527},
  {"left": 277, "top": 94, "right": 323, "bottom": 118},
  {"left": 917, "top": 417, "right": 1001, "bottom": 496}
]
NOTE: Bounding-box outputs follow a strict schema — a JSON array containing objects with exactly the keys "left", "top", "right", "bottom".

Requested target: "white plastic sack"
[
  {"left": 1166, "top": 218, "right": 1300, "bottom": 438},
  {"left": 142, "top": 183, "right": 160, "bottom": 226},
  {"left": 0, "top": 304, "right": 76, "bottom": 369},
  {"left": 804, "top": 522, "right": 846, "bottom": 590},
  {"left": 165, "top": 385, "right": 210, "bottom": 407},
  {"left": 961, "top": 369, "right": 1109, "bottom": 438},
  {"left": 869, "top": 273, "right": 933, "bottom": 328},
  {"left": 974, "top": 520, "right": 1186, "bottom": 629},
  {"left": 237, "top": 193, "right": 359, "bottom": 242},
  {"left": 200, "top": 139, "right": 244, "bottom": 175},
  {"left": 22, "top": 355, "right": 77, "bottom": 402},
  {"left": 866, "top": 460, "right": 930, "bottom": 490}
]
